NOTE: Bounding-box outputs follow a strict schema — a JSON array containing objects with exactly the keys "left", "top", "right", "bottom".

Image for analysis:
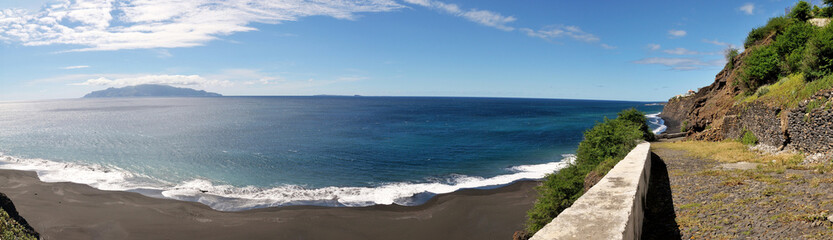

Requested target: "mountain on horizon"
[{"left": 83, "top": 84, "right": 222, "bottom": 98}]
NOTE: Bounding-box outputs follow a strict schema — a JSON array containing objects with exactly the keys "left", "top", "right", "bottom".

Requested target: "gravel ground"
[{"left": 650, "top": 145, "right": 833, "bottom": 239}]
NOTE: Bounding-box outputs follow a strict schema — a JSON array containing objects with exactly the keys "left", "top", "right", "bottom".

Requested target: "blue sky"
[{"left": 0, "top": 0, "right": 813, "bottom": 101}]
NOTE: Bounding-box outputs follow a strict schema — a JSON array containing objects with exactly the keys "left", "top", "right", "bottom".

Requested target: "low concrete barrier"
[{"left": 530, "top": 142, "right": 652, "bottom": 240}]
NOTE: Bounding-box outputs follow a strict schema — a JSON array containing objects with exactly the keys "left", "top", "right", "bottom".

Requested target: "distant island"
[{"left": 83, "top": 84, "right": 222, "bottom": 98}]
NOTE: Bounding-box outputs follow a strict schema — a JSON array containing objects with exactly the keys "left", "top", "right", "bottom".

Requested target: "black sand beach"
[{"left": 0, "top": 169, "right": 539, "bottom": 240}]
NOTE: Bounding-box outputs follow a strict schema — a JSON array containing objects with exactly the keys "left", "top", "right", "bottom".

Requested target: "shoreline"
[{"left": 0, "top": 168, "right": 540, "bottom": 239}]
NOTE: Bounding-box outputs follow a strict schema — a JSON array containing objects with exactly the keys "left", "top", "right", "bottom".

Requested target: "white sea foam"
[
  {"left": 0, "top": 152, "right": 574, "bottom": 211},
  {"left": 0, "top": 154, "right": 167, "bottom": 191},
  {"left": 646, "top": 112, "right": 666, "bottom": 134}
]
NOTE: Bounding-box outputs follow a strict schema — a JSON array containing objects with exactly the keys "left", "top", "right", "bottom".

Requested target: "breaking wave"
[{"left": 0, "top": 153, "right": 574, "bottom": 211}]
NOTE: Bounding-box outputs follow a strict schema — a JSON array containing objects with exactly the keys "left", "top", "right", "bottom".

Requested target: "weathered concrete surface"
[{"left": 530, "top": 142, "right": 651, "bottom": 240}]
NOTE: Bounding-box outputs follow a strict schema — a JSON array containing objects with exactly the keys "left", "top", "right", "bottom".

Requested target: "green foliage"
[
  {"left": 526, "top": 109, "right": 650, "bottom": 234},
  {"left": 790, "top": 1, "right": 812, "bottom": 22},
  {"left": 525, "top": 164, "right": 584, "bottom": 232},
  {"left": 616, "top": 108, "right": 656, "bottom": 141},
  {"left": 725, "top": 47, "right": 740, "bottom": 70},
  {"left": 805, "top": 98, "right": 828, "bottom": 113},
  {"left": 823, "top": 1, "right": 833, "bottom": 17},
  {"left": 802, "top": 24, "right": 833, "bottom": 79},
  {"left": 681, "top": 120, "right": 689, "bottom": 132},
  {"left": 756, "top": 85, "right": 771, "bottom": 97},
  {"left": 745, "top": 17, "right": 792, "bottom": 48},
  {"left": 742, "top": 45, "right": 781, "bottom": 91},
  {"left": 0, "top": 208, "right": 37, "bottom": 240},
  {"left": 590, "top": 157, "right": 619, "bottom": 179},
  {"left": 739, "top": 128, "right": 759, "bottom": 146},
  {"left": 774, "top": 21, "right": 814, "bottom": 72},
  {"left": 740, "top": 74, "right": 833, "bottom": 108},
  {"left": 574, "top": 117, "right": 644, "bottom": 169}
]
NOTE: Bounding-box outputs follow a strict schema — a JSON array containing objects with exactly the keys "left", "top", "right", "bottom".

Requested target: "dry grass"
[{"left": 653, "top": 140, "right": 803, "bottom": 164}]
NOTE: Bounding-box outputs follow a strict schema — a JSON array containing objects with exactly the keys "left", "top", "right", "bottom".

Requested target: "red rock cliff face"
[{"left": 660, "top": 49, "right": 748, "bottom": 138}]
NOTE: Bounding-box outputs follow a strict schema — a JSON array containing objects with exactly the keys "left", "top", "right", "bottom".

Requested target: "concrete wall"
[{"left": 530, "top": 142, "right": 652, "bottom": 240}]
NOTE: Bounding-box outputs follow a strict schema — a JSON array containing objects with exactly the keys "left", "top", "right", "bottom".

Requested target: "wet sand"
[{"left": 0, "top": 169, "right": 539, "bottom": 240}]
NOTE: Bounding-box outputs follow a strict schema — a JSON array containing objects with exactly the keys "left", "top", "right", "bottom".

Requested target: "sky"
[{"left": 0, "top": 0, "right": 815, "bottom": 101}]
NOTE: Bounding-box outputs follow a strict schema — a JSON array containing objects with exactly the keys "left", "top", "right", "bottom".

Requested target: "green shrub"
[
  {"left": 806, "top": 98, "right": 828, "bottom": 113},
  {"left": 526, "top": 109, "right": 650, "bottom": 234},
  {"left": 745, "top": 17, "right": 792, "bottom": 48},
  {"left": 756, "top": 85, "right": 771, "bottom": 97},
  {"left": 680, "top": 120, "right": 689, "bottom": 132},
  {"left": 790, "top": 1, "right": 812, "bottom": 22},
  {"left": 574, "top": 118, "right": 644, "bottom": 169},
  {"left": 742, "top": 45, "right": 781, "bottom": 91},
  {"left": 774, "top": 21, "right": 814, "bottom": 72},
  {"left": 740, "top": 128, "right": 759, "bottom": 146},
  {"left": 0, "top": 208, "right": 37, "bottom": 240},
  {"left": 823, "top": 7, "right": 833, "bottom": 17},
  {"left": 525, "top": 164, "right": 584, "bottom": 232},
  {"left": 725, "top": 47, "right": 740, "bottom": 70},
  {"left": 802, "top": 24, "right": 833, "bottom": 79},
  {"left": 616, "top": 108, "right": 656, "bottom": 141}
]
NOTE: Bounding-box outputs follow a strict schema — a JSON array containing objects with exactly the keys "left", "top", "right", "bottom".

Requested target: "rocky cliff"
[
  {"left": 659, "top": 41, "right": 753, "bottom": 136},
  {"left": 660, "top": 33, "right": 832, "bottom": 161}
]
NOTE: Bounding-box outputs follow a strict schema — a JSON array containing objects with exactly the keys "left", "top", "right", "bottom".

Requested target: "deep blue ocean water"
[{"left": 0, "top": 97, "right": 663, "bottom": 210}]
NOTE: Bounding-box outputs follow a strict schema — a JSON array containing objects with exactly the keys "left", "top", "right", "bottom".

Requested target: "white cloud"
[
  {"left": 62, "top": 65, "right": 89, "bottom": 70},
  {"left": 600, "top": 43, "right": 616, "bottom": 50},
  {"left": 70, "top": 74, "right": 233, "bottom": 87},
  {"left": 0, "top": 0, "right": 404, "bottom": 51},
  {"left": 662, "top": 48, "right": 717, "bottom": 55},
  {"left": 703, "top": 39, "right": 738, "bottom": 49},
  {"left": 668, "top": 29, "right": 687, "bottom": 38},
  {"left": 633, "top": 57, "right": 724, "bottom": 70},
  {"left": 647, "top": 44, "right": 661, "bottom": 51},
  {"left": 739, "top": 3, "right": 755, "bottom": 15},
  {"left": 521, "top": 25, "right": 600, "bottom": 43},
  {"left": 403, "top": 0, "right": 515, "bottom": 31}
]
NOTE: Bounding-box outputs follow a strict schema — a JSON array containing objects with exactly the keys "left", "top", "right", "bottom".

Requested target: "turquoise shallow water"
[{"left": 0, "top": 96, "right": 663, "bottom": 210}]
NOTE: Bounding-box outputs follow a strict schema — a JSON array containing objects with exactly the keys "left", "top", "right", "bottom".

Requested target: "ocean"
[{"left": 0, "top": 97, "right": 664, "bottom": 211}]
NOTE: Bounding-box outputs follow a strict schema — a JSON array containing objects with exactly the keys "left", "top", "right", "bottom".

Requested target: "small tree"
[
  {"left": 791, "top": 1, "right": 812, "bottom": 22},
  {"left": 725, "top": 47, "right": 740, "bottom": 69}
]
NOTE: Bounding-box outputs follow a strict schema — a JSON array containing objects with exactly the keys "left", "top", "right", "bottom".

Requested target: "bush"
[
  {"left": 0, "top": 209, "right": 37, "bottom": 240},
  {"left": 742, "top": 45, "right": 781, "bottom": 91},
  {"left": 616, "top": 108, "right": 656, "bottom": 141},
  {"left": 740, "top": 128, "right": 759, "bottom": 146},
  {"left": 725, "top": 47, "right": 740, "bottom": 70},
  {"left": 774, "top": 21, "right": 814, "bottom": 73},
  {"left": 680, "top": 120, "right": 689, "bottom": 132},
  {"left": 745, "top": 17, "right": 792, "bottom": 48},
  {"left": 824, "top": 7, "right": 833, "bottom": 17},
  {"left": 790, "top": 1, "right": 812, "bottom": 22},
  {"left": 802, "top": 24, "right": 833, "bottom": 79},
  {"left": 526, "top": 109, "right": 650, "bottom": 234},
  {"left": 525, "top": 164, "right": 584, "bottom": 232}
]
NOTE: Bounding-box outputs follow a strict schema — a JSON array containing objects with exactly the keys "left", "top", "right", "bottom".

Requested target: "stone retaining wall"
[
  {"left": 788, "top": 90, "right": 833, "bottom": 155},
  {"left": 530, "top": 142, "right": 651, "bottom": 240}
]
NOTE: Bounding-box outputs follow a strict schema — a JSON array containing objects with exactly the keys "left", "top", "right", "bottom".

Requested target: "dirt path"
[{"left": 649, "top": 145, "right": 833, "bottom": 239}]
